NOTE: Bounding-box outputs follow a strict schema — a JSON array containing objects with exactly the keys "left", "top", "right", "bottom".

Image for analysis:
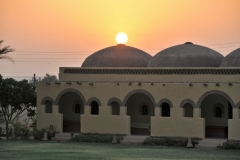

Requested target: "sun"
[{"left": 116, "top": 32, "right": 128, "bottom": 44}]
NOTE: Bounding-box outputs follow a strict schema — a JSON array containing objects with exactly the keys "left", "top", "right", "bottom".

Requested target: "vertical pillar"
[
  {"left": 120, "top": 106, "right": 127, "bottom": 115},
  {"left": 155, "top": 107, "right": 160, "bottom": 116},
  {"left": 232, "top": 107, "right": 239, "bottom": 120},
  {"left": 194, "top": 107, "right": 201, "bottom": 119},
  {"left": 53, "top": 105, "right": 59, "bottom": 114},
  {"left": 84, "top": 106, "right": 91, "bottom": 115}
]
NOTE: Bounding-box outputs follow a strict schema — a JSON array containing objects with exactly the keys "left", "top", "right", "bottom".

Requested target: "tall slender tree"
[{"left": 0, "top": 40, "right": 15, "bottom": 62}]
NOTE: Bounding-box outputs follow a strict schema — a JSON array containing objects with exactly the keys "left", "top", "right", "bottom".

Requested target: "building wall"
[
  {"left": 37, "top": 68, "right": 240, "bottom": 140},
  {"left": 126, "top": 93, "right": 154, "bottom": 125},
  {"left": 201, "top": 94, "right": 228, "bottom": 126}
]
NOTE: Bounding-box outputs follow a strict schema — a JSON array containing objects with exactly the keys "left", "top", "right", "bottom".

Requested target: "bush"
[
  {"left": 217, "top": 141, "right": 240, "bottom": 149},
  {"left": 0, "top": 126, "right": 4, "bottom": 135},
  {"left": 33, "top": 128, "right": 47, "bottom": 140},
  {"left": 71, "top": 133, "right": 126, "bottom": 143},
  {"left": 11, "top": 119, "right": 31, "bottom": 139},
  {"left": 143, "top": 137, "right": 200, "bottom": 147}
]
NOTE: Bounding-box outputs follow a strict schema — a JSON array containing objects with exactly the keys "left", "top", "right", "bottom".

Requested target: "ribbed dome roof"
[
  {"left": 147, "top": 42, "right": 224, "bottom": 67},
  {"left": 220, "top": 48, "right": 240, "bottom": 67},
  {"left": 81, "top": 44, "right": 152, "bottom": 67}
]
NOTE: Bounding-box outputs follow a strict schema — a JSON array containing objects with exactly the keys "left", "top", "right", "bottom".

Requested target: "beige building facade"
[{"left": 37, "top": 43, "right": 240, "bottom": 140}]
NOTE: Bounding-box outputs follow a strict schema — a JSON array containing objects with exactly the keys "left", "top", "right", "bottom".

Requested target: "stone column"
[
  {"left": 232, "top": 107, "right": 239, "bottom": 120},
  {"left": 193, "top": 107, "right": 201, "bottom": 119},
  {"left": 52, "top": 105, "right": 59, "bottom": 114},
  {"left": 120, "top": 106, "right": 127, "bottom": 115},
  {"left": 84, "top": 106, "right": 91, "bottom": 115},
  {"left": 155, "top": 107, "right": 160, "bottom": 116}
]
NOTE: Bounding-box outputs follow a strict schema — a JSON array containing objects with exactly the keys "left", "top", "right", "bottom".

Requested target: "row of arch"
[{"left": 41, "top": 88, "right": 240, "bottom": 108}]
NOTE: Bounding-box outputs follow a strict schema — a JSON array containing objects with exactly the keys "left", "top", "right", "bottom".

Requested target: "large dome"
[
  {"left": 220, "top": 48, "right": 240, "bottom": 67},
  {"left": 81, "top": 44, "right": 152, "bottom": 67},
  {"left": 147, "top": 42, "right": 224, "bottom": 67}
]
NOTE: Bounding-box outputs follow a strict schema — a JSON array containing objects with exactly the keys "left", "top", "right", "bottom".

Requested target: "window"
[
  {"left": 91, "top": 101, "right": 99, "bottom": 115},
  {"left": 215, "top": 107, "right": 222, "bottom": 117},
  {"left": 161, "top": 103, "right": 170, "bottom": 117},
  {"left": 111, "top": 102, "right": 120, "bottom": 115},
  {"left": 183, "top": 103, "right": 193, "bottom": 117},
  {"left": 213, "top": 104, "right": 224, "bottom": 118},
  {"left": 45, "top": 100, "right": 52, "bottom": 113},
  {"left": 142, "top": 105, "right": 148, "bottom": 115},
  {"left": 75, "top": 104, "right": 80, "bottom": 113}
]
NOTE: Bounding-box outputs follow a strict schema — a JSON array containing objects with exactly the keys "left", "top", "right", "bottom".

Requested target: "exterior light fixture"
[
  {"left": 129, "top": 82, "right": 132, "bottom": 85},
  {"left": 138, "top": 82, "right": 142, "bottom": 86},
  {"left": 216, "top": 83, "right": 220, "bottom": 86},
  {"left": 189, "top": 83, "right": 193, "bottom": 86},
  {"left": 228, "top": 83, "right": 232, "bottom": 86},
  {"left": 77, "top": 82, "right": 82, "bottom": 85},
  {"left": 151, "top": 82, "right": 154, "bottom": 85},
  {"left": 117, "top": 82, "right": 119, "bottom": 85},
  {"left": 89, "top": 82, "right": 93, "bottom": 86},
  {"left": 203, "top": 83, "right": 208, "bottom": 86},
  {"left": 66, "top": 82, "right": 72, "bottom": 85},
  {"left": 162, "top": 84, "right": 165, "bottom": 86}
]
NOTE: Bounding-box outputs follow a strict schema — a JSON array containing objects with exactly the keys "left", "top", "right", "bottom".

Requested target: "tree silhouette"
[
  {"left": 0, "top": 40, "right": 15, "bottom": 62},
  {"left": 41, "top": 73, "right": 59, "bottom": 82}
]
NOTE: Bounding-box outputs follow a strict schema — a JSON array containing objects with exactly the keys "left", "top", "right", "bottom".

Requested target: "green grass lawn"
[{"left": 0, "top": 140, "right": 240, "bottom": 160}]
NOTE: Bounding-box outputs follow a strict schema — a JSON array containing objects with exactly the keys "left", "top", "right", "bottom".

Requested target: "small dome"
[
  {"left": 147, "top": 42, "right": 224, "bottom": 67},
  {"left": 220, "top": 48, "right": 240, "bottom": 67},
  {"left": 81, "top": 44, "right": 152, "bottom": 67}
]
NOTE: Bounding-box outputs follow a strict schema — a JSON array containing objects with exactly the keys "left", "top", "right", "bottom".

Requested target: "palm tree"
[{"left": 0, "top": 40, "right": 15, "bottom": 62}]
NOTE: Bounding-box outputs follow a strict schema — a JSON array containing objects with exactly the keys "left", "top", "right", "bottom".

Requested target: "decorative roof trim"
[
  {"left": 123, "top": 89, "right": 156, "bottom": 106},
  {"left": 63, "top": 68, "right": 240, "bottom": 75},
  {"left": 157, "top": 98, "right": 173, "bottom": 108},
  {"left": 107, "top": 97, "right": 123, "bottom": 106},
  {"left": 41, "top": 96, "right": 54, "bottom": 105},
  {"left": 54, "top": 88, "right": 86, "bottom": 105},
  {"left": 180, "top": 99, "right": 197, "bottom": 108},
  {"left": 197, "top": 90, "right": 235, "bottom": 108},
  {"left": 87, "top": 97, "right": 101, "bottom": 106}
]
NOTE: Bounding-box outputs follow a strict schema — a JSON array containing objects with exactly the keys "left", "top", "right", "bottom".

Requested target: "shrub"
[
  {"left": 142, "top": 137, "right": 200, "bottom": 147},
  {"left": 33, "top": 128, "right": 47, "bottom": 140},
  {"left": 11, "top": 119, "right": 31, "bottom": 139},
  {"left": 71, "top": 133, "right": 125, "bottom": 143},
  {"left": 0, "top": 126, "right": 4, "bottom": 135},
  {"left": 217, "top": 141, "right": 240, "bottom": 149}
]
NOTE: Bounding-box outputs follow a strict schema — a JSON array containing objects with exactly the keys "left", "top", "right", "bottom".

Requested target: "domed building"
[
  {"left": 82, "top": 44, "right": 152, "bottom": 67},
  {"left": 147, "top": 42, "right": 224, "bottom": 67},
  {"left": 37, "top": 42, "right": 240, "bottom": 143},
  {"left": 220, "top": 48, "right": 240, "bottom": 67}
]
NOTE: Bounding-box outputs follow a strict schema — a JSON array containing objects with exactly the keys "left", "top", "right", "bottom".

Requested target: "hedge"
[{"left": 71, "top": 133, "right": 126, "bottom": 143}]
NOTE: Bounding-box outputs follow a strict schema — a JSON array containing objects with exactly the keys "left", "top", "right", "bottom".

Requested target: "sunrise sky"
[{"left": 0, "top": 0, "right": 240, "bottom": 80}]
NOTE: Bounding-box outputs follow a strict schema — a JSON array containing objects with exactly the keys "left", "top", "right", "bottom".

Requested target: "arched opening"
[
  {"left": 200, "top": 94, "right": 232, "bottom": 138},
  {"left": 91, "top": 101, "right": 99, "bottom": 115},
  {"left": 183, "top": 103, "right": 193, "bottom": 117},
  {"left": 75, "top": 104, "right": 81, "bottom": 114},
  {"left": 141, "top": 105, "right": 148, "bottom": 115},
  {"left": 126, "top": 93, "right": 154, "bottom": 135},
  {"left": 161, "top": 103, "right": 170, "bottom": 117},
  {"left": 45, "top": 100, "right": 52, "bottom": 113},
  {"left": 111, "top": 101, "right": 120, "bottom": 115},
  {"left": 59, "top": 92, "right": 84, "bottom": 133}
]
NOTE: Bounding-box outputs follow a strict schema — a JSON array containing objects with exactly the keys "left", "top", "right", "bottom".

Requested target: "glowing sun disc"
[{"left": 116, "top": 32, "right": 128, "bottom": 44}]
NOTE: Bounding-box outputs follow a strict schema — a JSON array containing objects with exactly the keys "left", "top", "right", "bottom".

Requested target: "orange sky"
[{"left": 0, "top": 0, "right": 240, "bottom": 80}]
